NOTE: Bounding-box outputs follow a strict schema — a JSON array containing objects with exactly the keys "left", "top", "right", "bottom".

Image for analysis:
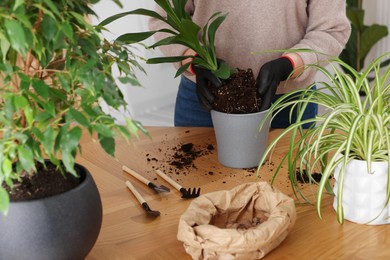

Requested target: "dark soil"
[
  {"left": 295, "top": 168, "right": 323, "bottom": 183},
  {"left": 210, "top": 68, "right": 260, "bottom": 113},
  {"left": 5, "top": 162, "right": 81, "bottom": 202}
]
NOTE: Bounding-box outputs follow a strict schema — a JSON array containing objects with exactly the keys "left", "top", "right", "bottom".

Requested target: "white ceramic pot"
[
  {"left": 333, "top": 158, "right": 390, "bottom": 225},
  {"left": 211, "top": 109, "right": 270, "bottom": 169}
]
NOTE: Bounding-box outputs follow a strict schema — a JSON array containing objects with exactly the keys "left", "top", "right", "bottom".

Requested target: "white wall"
[{"left": 92, "top": 1, "right": 179, "bottom": 123}]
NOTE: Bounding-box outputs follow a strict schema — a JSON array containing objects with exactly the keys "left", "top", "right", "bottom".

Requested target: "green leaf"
[
  {"left": 42, "top": 127, "right": 56, "bottom": 155},
  {"left": 93, "top": 124, "right": 113, "bottom": 137},
  {"left": 17, "top": 146, "right": 35, "bottom": 172},
  {"left": 116, "top": 31, "right": 157, "bottom": 44},
  {"left": 99, "top": 9, "right": 165, "bottom": 27},
  {"left": 13, "top": 0, "right": 24, "bottom": 11},
  {"left": 69, "top": 108, "right": 89, "bottom": 127},
  {"left": 24, "top": 106, "right": 34, "bottom": 127},
  {"left": 347, "top": 7, "right": 365, "bottom": 31},
  {"left": 13, "top": 95, "right": 28, "bottom": 109},
  {"left": 360, "top": 24, "right": 388, "bottom": 60},
  {"left": 147, "top": 56, "right": 189, "bottom": 64},
  {"left": 4, "top": 19, "right": 27, "bottom": 56},
  {"left": 207, "top": 13, "right": 227, "bottom": 51},
  {"left": 41, "top": 14, "right": 58, "bottom": 41},
  {"left": 60, "top": 126, "right": 82, "bottom": 153},
  {"left": 0, "top": 187, "right": 10, "bottom": 216},
  {"left": 61, "top": 151, "right": 77, "bottom": 176},
  {"left": 98, "top": 134, "right": 115, "bottom": 156},
  {"left": 61, "top": 22, "right": 74, "bottom": 41},
  {"left": 2, "top": 158, "right": 12, "bottom": 179},
  {"left": 213, "top": 62, "right": 231, "bottom": 79},
  {"left": 32, "top": 79, "right": 50, "bottom": 99}
]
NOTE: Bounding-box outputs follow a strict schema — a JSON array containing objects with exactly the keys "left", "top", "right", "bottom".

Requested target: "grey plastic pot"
[
  {"left": 211, "top": 109, "right": 271, "bottom": 168},
  {"left": 0, "top": 162, "right": 102, "bottom": 260}
]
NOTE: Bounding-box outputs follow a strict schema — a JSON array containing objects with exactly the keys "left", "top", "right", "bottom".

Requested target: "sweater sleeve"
[
  {"left": 148, "top": 1, "right": 195, "bottom": 72},
  {"left": 287, "top": 0, "right": 351, "bottom": 82}
]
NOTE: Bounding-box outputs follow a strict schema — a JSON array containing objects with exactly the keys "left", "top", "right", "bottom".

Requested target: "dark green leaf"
[
  {"left": 98, "top": 134, "right": 115, "bottom": 156},
  {"left": 147, "top": 56, "right": 189, "bottom": 64},
  {"left": 360, "top": 24, "right": 388, "bottom": 60},
  {"left": 207, "top": 13, "right": 226, "bottom": 51},
  {"left": 175, "top": 63, "right": 191, "bottom": 77},
  {"left": 99, "top": 9, "right": 165, "bottom": 27},
  {"left": 32, "top": 79, "right": 50, "bottom": 99},
  {"left": 116, "top": 31, "right": 157, "bottom": 44}
]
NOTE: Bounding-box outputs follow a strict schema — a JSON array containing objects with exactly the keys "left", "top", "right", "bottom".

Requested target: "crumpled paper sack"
[{"left": 177, "top": 182, "right": 296, "bottom": 259}]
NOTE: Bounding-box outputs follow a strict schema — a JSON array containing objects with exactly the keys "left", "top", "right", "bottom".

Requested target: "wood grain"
[{"left": 81, "top": 127, "right": 390, "bottom": 259}]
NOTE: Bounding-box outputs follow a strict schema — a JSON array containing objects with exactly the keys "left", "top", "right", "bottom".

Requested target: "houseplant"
[
  {"left": 100, "top": 0, "right": 271, "bottom": 168},
  {"left": 258, "top": 51, "right": 390, "bottom": 224},
  {"left": 340, "top": 0, "right": 389, "bottom": 79},
  {"left": 0, "top": 0, "right": 146, "bottom": 259}
]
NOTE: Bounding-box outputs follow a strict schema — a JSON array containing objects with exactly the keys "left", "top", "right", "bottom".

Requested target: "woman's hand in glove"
[{"left": 256, "top": 56, "right": 294, "bottom": 111}]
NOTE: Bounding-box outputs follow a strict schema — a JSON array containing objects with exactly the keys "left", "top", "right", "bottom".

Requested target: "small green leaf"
[
  {"left": 61, "top": 152, "right": 77, "bottom": 176},
  {"left": 13, "top": 95, "right": 29, "bottom": 109},
  {"left": 2, "top": 158, "right": 12, "bottom": 179},
  {"left": 17, "top": 147, "right": 35, "bottom": 172},
  {"left": 69, "top": 108, "right": 89, "bottom": 127},
  {"left": 0, "top": 187, "right": 10, "bottom": 216},
  {"left": 13, "top": 0, "right": 24, "bottom": 11}
]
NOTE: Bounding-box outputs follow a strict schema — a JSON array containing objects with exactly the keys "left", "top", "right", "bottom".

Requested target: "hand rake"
[{"left": 156, "top": 169, "right": 200, "bottom": 199}]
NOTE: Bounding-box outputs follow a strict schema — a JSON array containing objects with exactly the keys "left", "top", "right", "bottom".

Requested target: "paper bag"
[{"left": 177, "top": 182, "right": 296, "bottom": 259}]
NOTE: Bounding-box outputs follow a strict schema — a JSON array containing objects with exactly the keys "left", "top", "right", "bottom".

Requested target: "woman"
[{"left": 149, "top": 0, "right": 351, "bottom": 128}]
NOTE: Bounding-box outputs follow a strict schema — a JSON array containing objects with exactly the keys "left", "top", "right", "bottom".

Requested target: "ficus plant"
[
  {"left": 0, "top": 0, "right": 147, "bottom": 215},
  {"left": 98, "top": 0, "right": 235, "bottom": 80},
  {"left": 340, "top": 0, "right": 389, "bottom": 76},
  {"left": 258, "top": 52, "right": 390, "bottom": 224}
]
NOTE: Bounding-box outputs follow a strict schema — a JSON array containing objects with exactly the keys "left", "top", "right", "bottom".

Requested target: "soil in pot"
[
  {"left": 4, "top": 162, "right": 82, "bottom": 201},
  {"left": 210, "top": 68, "right": 261, "bottom": 113}
]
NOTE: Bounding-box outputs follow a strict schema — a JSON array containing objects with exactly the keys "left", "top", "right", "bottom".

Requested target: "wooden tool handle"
[
  {"left": 122, "top": 165, "right": 149, "bottom": 185},
  {"left": 156, "top": 170, "right": 182, "bottom": 191},
  {"left": 125, "top": 181, "right": 146, "bottom": 205}
]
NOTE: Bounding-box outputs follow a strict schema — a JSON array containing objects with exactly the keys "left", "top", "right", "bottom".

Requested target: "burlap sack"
[{"left": 177, "top": 182, "right": 296, "bottom": 260}]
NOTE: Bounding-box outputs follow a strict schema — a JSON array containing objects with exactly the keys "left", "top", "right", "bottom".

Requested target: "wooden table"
[{"left": 80, "top": 127, "right": 390, "bottom": 259}]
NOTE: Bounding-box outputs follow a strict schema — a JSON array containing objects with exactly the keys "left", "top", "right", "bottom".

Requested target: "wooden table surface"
[{"left": 80, "top": 127, "right": 390, "bottom": 260}]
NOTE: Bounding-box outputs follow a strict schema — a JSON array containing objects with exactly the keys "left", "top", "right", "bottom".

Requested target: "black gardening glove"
[
  {"left": 192, "top": 61, "right": 224, "bottom": 111},
  {"left": 256, "top": 57, "right": 294, "bottom": 111}
]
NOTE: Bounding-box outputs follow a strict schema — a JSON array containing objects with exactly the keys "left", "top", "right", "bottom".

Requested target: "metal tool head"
[
  {"left": 148, "top": 182, "right": 170, "bottom": 193},
  {"left": 180, "top": 187, "right": 201, "bottom": 199},
  {"left": 142, "top": 202, "right": 160, "bottom": 218}
]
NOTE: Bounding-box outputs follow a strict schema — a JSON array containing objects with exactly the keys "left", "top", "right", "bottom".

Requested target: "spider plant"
[
  {"left": 257, "top": 52, "right": 390, "bottom": 224},
  {"left": 98, "top": 0, "right": 234, "bottom": 79}
]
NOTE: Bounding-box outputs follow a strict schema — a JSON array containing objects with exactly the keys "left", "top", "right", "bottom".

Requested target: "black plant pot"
[{"left": 0, "top": 163, "right": 103, "bottom": 260}]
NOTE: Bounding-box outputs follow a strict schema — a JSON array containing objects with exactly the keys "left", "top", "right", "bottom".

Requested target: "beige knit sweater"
[{"left": 149, "top": 0, "right": 351, "bottom": 94}]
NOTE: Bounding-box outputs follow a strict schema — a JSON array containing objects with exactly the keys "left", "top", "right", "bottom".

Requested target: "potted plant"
[
  {"left": 340, "top": 0, "right": 389, "bottom": 81},
  {"left": 100, "top": 0, "right": 271, "bottom": 169},
  {"left": 258, "top": 51, "right": 390, "bottom": 224},
  {"left": 0, "top": 0, "right": 146, "bottom": 259}
]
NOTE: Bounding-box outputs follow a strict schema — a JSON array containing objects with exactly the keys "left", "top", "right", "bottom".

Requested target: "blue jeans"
[{"left": 174, "top": 76, "right": 318, "bottom": 129}]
